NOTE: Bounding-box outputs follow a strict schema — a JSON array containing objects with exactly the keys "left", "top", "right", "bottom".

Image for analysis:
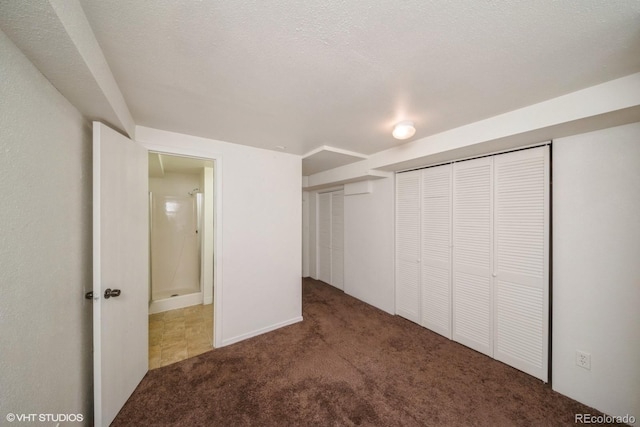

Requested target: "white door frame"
[{"left": 140, "top": 142, "right": 223, "bottom": 349}]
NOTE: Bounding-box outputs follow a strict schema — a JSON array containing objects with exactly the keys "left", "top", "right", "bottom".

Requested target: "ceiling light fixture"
[{"left": 392, "top": 120, "right": 416, "bottom": 140}]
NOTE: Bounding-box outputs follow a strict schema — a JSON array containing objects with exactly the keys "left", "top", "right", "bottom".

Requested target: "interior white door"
[
  {"left": 330, "top": 190, "right": 344, "bottom": 290},
  {"left": 93, "top": 122, "right": 149, "bottom": 427},
  {"left": 395, "top": 170, "right": 421, "bottom": 323},
  {"left": 421, "top": 164, "right": 452, "bottom": 339},
  {"left": 493, "top": 146, "right": 549, "bottom": 381},
  {"left": 452, "top": 156, "right": 494, "bottom": 357},
  {"left": 317, "top": 192, "right": 332, "bottom": 284}
]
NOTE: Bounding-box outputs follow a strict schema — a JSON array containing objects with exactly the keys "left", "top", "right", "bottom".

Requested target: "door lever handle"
[{"left": 104, "top": 288, "right": 121, "bottom": 299}]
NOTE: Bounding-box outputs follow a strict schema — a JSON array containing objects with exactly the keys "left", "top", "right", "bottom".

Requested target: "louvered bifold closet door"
[
  {"left": 395, "top": 171, "right": 421, "bottom": 323},
  {"left": 331, "top": 191, "right": 345, "bottom": 290},
  {"left": 421, "top": 165, "right": 452, "bottom": 338},
  {"left": 493, "top": 146, "right": 549, "bottom": 382},
  {"left": 318, "top": 192, "right": 332, "bottom": 285},
  {"left": 452, "top": 157, "right": 494, "bottom": 357}
]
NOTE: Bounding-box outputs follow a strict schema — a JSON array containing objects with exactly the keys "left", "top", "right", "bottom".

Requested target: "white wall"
[
  {"left": 136, "top": 126, "right": 302, "bottom": 347},
  {"left": 343, "top": 179, "right": 395, "bottom": 314},
  {"left": 0, "top": 29, "right": 93, "bottom": 421},
  {"left": 552, "top": 122, "right": 640, "bottom": 419}
]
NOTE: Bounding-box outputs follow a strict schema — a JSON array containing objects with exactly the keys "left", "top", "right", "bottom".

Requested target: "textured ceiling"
[
  {"left": 77, "top": 0, "right": 640, "bottom": 156},
  {"left": 3, "top": 0, "right": 640, "bottom": 161}
]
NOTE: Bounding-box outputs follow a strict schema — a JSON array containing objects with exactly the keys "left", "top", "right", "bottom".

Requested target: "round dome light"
[{"left": 392, "top": 121, "right": 416, "bottom": 140}]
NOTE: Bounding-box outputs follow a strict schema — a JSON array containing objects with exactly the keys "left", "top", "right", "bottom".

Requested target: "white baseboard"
[
  {"left": 149, "top": 292, "right": 203, "bottom": 314},
  {"left": 220, "top": 316, "right": 303, "bottom": 347},
  {"left": 203, "top": 296, "right": 213, "bottom": 305}
]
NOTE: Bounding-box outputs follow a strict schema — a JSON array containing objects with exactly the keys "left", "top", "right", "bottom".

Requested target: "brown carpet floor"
[{"left": 113, "top": 278, "right": 611, "bottom": 426}]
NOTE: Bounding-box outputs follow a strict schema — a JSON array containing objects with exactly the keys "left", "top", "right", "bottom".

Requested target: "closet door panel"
[
  {"left": 452, "top": 157, "right": 493, "bottom": 357},
  {"left": 421, "top": 164, "right": 452, "bottom": 338},
  {"left": 494, "top": 146, "right": 549, "bottom": 381},
  {"left": 331, "top": 191, "right": 344, "bottom": 290},
  {"left": 395, "top": 171, "right": 421, "bottom": 323},
  {"left": 317, "top": 192, "right": 332, "bottom": 284}
]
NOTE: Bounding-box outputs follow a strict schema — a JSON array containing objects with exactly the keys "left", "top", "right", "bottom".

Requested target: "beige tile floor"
[{"left": 149, "top": 303, "right": 214, "bottom": 369}]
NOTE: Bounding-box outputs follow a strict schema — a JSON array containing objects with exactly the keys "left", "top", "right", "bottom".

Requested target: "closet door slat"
[
  {"left": 421, "top": 164, "right": 452, "bottom": 338},
  {"left": 452, "top": 157, "right": 494, "bottom": 357},
  {"left": 494, "top": 146, "right": 549, "bottom": 381},
  {"left": 395, "top": 171, "right": 421, "bottom": 323}
]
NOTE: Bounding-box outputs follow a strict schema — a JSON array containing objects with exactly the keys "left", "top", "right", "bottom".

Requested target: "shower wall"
[{"left": 149, "top": 172, "right": 202, "bottom": 301}]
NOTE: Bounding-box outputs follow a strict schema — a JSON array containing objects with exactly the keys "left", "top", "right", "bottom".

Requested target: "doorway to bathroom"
[{"left": 147, "top": 152, "right": 215, "bottom": 368}]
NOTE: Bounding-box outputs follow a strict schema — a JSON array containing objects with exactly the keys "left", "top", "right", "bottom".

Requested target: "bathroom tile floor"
[{"left": 149, "top": 303, "right": 214, "bottom": 369}]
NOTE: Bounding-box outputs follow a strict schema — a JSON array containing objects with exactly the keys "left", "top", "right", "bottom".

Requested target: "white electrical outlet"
[{"left": 576, "top": 350, "right": 591, "bottom": 370}]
